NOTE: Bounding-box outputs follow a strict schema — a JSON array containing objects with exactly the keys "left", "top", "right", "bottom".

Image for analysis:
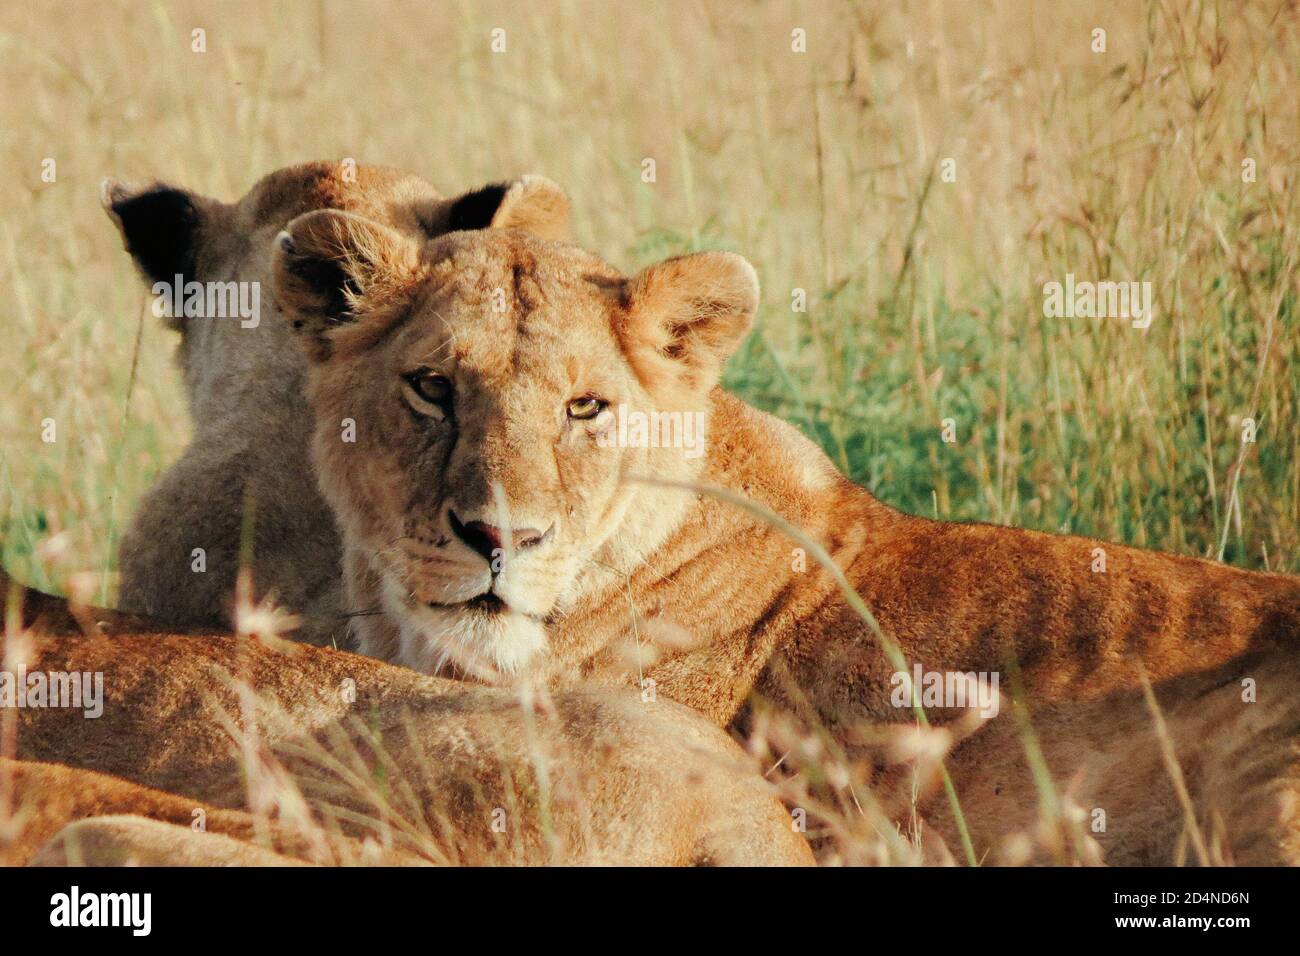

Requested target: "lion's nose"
[{"left": 449, "top": 511, "right": 549, "bottom": 564}]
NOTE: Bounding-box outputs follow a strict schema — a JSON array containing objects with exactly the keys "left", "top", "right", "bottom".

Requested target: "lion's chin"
[{"left": 392, "top": 601, "right": 547, "bottom": 683}]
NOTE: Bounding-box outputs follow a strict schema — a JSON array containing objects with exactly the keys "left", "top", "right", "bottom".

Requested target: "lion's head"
[{"left": 273, "top": 209, "right": 758, "bottom": 679}]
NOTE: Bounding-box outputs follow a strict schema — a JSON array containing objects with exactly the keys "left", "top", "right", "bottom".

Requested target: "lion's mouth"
[
  {"left": 426, "top": 591, "right": 510, "bottom": 616},
  {"left": 417, "top": 582, "right": 553, "bottom": 624},
  {"left": 466, "top": 592, "right": 508, "bottom": 614}
]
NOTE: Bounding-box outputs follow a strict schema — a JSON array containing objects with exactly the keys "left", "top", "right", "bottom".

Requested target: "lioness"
[
  {"left": 270, "top": 211, "right": 1300, "bottom": 863},
  {"left": 105, "top": 163, "right": 570, "bottom": 645},
  {"left": 2, "top": 571, "right": 812, "bottom": 866}
]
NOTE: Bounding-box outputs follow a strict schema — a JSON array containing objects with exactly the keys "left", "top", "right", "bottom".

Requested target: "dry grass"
[{"left": 1, "top": 0, "right": 1295, "bottom": 596}]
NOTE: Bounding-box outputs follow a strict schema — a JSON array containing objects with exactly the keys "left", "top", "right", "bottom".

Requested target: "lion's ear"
[
  {"left": 435, "top": 175, "right": 571, "bottom": 241},
  {"left": 617, "top": 252, "right": 759, "bottom": 392},
  {"left": 101, "top": 178, "right": 228, "bottom": 295},
  {"left": 273, "top": 209, "right": 420, "bottom": 361}
]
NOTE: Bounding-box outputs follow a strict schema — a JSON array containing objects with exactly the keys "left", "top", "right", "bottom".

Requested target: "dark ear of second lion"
[
  {"left": 101, "top": 179, "right": 227, "bottom": 312},
  {"left": 431, "top": 175, "right": 571, "bottom": 242}
]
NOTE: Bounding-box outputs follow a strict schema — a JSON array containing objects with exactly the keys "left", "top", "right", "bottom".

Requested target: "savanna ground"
[{"left": 0, "top": 1, "right": 1296, "bottom": 865}]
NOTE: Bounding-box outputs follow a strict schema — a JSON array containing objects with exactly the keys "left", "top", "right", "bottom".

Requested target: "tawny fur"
[
  {"left": 1, "top": 573, "right": 812, "bottom": 866},
  {"left": 105, "top": 164, "right": 571, "bottom": 645},
  {"left": 2, "top": 760, "right": 380, "bottom": 866},
  {"left": 30, "top": 817, "right": 311, "bottom": 867},
  {"left": 272, "top": 217, "right": 1300, "bottom": 864}
]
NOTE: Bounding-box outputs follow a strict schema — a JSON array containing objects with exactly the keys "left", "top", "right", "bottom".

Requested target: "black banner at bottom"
[{"left": 0, "top": 865, "right": 1279, "bottom": 941}]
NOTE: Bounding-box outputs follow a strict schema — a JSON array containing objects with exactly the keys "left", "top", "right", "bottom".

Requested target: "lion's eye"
[
  {"left": 403, "top": 371, "right": 453, "bottom": 417},
  {"left": 567, "top": 396, "right": 605, "bottom": 420}
]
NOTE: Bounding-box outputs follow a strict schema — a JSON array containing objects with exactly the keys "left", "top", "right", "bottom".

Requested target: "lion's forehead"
[
  {"left": 429, "top": 231, "right": 621, "bottom": 293},
  {"left": 377, "top": 233, "right": 633, "bottom": 394},
  {"left": 417, "top": 254, "right": 621, "bottom": 351}
]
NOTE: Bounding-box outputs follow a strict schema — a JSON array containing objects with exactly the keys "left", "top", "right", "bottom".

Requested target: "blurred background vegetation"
[{"left": 0, "top": 0, "right": 1296, "bottom": 598}]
